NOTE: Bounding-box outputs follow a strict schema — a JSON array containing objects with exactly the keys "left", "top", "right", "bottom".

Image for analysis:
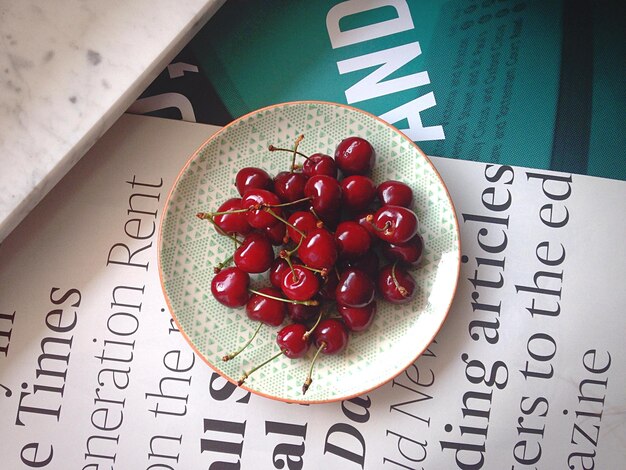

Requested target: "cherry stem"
[
  {"left": 303, "top": 310, "right": 323, "bottom": 340},
  {"left": 291, "top": 135, "right": 304, "bottom": 172},
  {"left": 238, "top": 349, "right": 285, "bottom": 386},
  {"left": 282, "top": 253, "right": 297, "bottom": 282},
  {"left": 249, "top": 289, "right": 319, "bottom": 306},
  {"left": 264, "top": 208, "right": 306, "bottom": 239},
  {"left": 302, "top": 342, "right": 325, "bottom": 395},
  {"left": 267, "top": 196, "right": 312, "bottom": 208},
  {"left": 197, "top": 213, "right": 242, "bottom": 246},
  {"left": 214, "top": 254, "right": 234, "bottom": 273},
  {"left": 391, "top": 261, "right": 409, "bottom": 297},
  {"left": 365, "top": 214, "right": 392, "bottom": 234},
  {"left": 222, "top": 322, "right": 263, "bottom": 362},
  {"left": 303, "top": 266, "right": 327, "bottom": 277}
]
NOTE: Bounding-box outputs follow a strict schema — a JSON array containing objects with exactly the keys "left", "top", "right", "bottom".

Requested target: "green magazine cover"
[{"left": 138, "top": 0, "right": 625, "bottom": 180}]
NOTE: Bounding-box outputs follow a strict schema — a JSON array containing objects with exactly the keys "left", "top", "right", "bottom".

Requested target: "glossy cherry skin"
[
  {"left": 354, "top": 211, "right": 380, "bottom": 244},
  {"left": 287, "top": 211, "right": 320, "bottom": 243},
  {"left": 313, "top": 319, "right": 349, "bottom": 354},
  {"left": 335, "top": 221, "right": 371, "bottom": 260},
  {"left": 302, "top": 153, "right": 337, "bottom": 178},
  {"left": 273, "top": 171, "right": 308, "bottom": 203},
  {"left": 298, "top": 228, "right": 338, "bottom": 270},
  {"left": 281, "top": 265, "right": 320, "bottom": 301},
  {"left": 378, "top": 264, "right": 417, "bottom": 304},
  {"left": 276, "top": 323, "right": 311, "bottom": 358},
  {"left": 341, "top": 175, "right": 376, "bottom": 212},
  {"left": 319, "top": 272, "right": 339, "bottom": 301},
  {"left": 211, "top": 267, "right": 250, "bottom": 308},
  {"left": 241, "top": 189, "right": 282, "bottom": 229},
  {"left": 335, "top": 268, "right": 375, "bottom": 308},
  {"left": 269, "top": 258, "right": 290, "bottom": 288},
  {"left": 235, "top": 167, "right": 272, "bottom": 196},
  {"left": 338, "top": 301, "right": 376, "bottom": 332},
  {"left": 234, "top": 232, "right": 274, "bottom": 273},
  {"left": 339, "top": 250, "right": 380, "bottom": 280},
  {"left": 246, "top": 287, "right": 286, "bottom": 326},
  {"left": 377, "top": 180, "right": 413, "bottom": 208},
  {"left": 372, "top": 205, "right": 419, "bottom": 244},
  {"left": 213, "top": 198, "right": 252, "bottom": 236},
  {"left": 261, "top": 222, "right": 287, "bottom": 246},
  {"left": 288, "top": 300, "right": 321, "bottom": 324},
  {"left": 303, "top": 175, "right": 342, "bottom": 216},
  {"left": 381, "top": 233, "right": 424, "bottom": 267},
  {"left": 334, "top": 137, "right": 375, "bottom": 176}
]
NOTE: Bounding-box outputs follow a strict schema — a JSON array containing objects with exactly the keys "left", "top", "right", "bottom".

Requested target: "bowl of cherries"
[{"left": 159, "top": 101, "right": 460, "bottom": 403}]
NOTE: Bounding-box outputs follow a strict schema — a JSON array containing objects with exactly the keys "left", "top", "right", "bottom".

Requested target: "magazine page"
[
  {"left": 1, "top": 114, "right": 624, "bottom": 469},
  {"left": 134, "top": 0, "right": 626, "bottom": 180}
]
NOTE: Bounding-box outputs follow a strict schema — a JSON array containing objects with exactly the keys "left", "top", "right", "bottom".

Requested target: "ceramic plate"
[{"left": 158, "top": 101, "right": 460, "bottom": 403}]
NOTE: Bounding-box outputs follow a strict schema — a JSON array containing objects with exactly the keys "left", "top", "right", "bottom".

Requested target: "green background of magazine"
[{"left": 191, "top": 0, "right": 625, "bottom": 180}]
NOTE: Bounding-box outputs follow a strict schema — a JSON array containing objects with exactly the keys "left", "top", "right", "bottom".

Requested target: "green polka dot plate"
[{"left": 158, "top": 101, "right": 460, "bottom": 403}]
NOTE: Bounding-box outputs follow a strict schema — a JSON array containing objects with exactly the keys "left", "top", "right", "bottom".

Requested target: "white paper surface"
[{"left": 1, "top": 114, "right": 624, "bottom": 469}]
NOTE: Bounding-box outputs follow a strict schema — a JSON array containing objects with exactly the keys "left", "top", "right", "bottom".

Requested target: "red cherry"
[
  {"left": 313, "top": 319, "right": 349, "bottom": 354},
  {"left": 213, "top": 198, "right": 251, "bottom": 236},
  {"left": 377, "top": 180, "right": 413, "bottom": 208},
  {"left": 340, "top": 175, "right": 376, "bottom": 212},
  {"left": 303, "top": 175, "right": 342, "bottom": 216},
  {"left": 241, "top": 189, "right": 282, "bottom": 229},
  {"left": 276, "top": 323, "right": 311, "bottom": 358},
  {"left": 298, "top": 228, "right": 338, "bottom": 270},
  {"left": 371, "top": 205, "right": 419, "bottom": 244},
  {"left": 273, "top": 171, "right": 308, "bottom": 203},
  {"left": 269, "top": 258, "right": 290, "bottom": 288},
  {"left": 262, "top": 221, "right": 287, "bottom": 246},
  {"left": 302, "top": 153, "right": 337, "bottom": 178},
  {"left": 354, "top": 211, "right": 380, "bottom": 243},
  {"left": 335, "top": 268, "right": 375, "bottom": 308},
  {"left": 381, "top": 234, "right": 424, "bottom": 267},
  {"left": 211, "top": 267, "right": 250, "bottom": 308},
  {"left": 334, "top": 137, "right": 375, "bottom": 176},
  {"left": 338, "top": 301, "right": 376, "bottom": 332},
  {"left": 235, "top": 167, "right": 272, "bottom": 196},
  {"left": 378, "top": 264, "right": 417, "bottom": 304},
  {"left": 334, "top": 221, "right": 371, "bottom": 260},
  {"left": 246, "top": 287, "right": 286, "bottom": 326},
  {"left": 339, "top": 250, "right": 380, "bottom": 280},
  {"left": 234, "top": 232, "right": 274, "bottom": 273},
  {"left": 288, "top": 300, "right": 321, "bottom": 323},
  {"left": 319, "top": 272, "right": 339, "bottom": 300},
  {"left": 280, "top": 265, "right": 320, "bottom": 301},
  {"left": 287, "top": 211, "right": 319, "bottom": 243}
]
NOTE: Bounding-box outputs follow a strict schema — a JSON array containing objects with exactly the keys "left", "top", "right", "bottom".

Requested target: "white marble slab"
[{"left": 0, "top": 0, "right": 224, "bottom": 242}]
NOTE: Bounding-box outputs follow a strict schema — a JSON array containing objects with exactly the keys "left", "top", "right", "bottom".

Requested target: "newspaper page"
[{"left": 1, "top": 114, "right": 624, "bottom": 469}]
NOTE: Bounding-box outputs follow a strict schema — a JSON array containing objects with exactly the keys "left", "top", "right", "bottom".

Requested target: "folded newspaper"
[{"left": 1, "top": 114, "right": 624, "bottom": 469}]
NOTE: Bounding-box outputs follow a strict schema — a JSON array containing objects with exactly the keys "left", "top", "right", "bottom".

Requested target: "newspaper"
[{"left": 1, "top": 114, "right": 624, "bottom": 469}]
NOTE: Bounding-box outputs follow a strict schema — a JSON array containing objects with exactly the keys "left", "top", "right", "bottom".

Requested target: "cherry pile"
[{"left": 198, "top": 135, "right": 424, "bottom": 395}]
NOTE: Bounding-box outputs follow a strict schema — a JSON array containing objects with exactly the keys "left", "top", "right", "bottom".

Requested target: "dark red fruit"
[
  {"left": 338, "top": 302, "right": 376, "bottom": 332},
  {"left": 211, "top": 267, "right": 250, "bottom": 308},
  {"left": 303, "top": 175, "right": 342, "bottom": 216},
  {"left": 213, "top": 198, "right": 251, "bottom": 236},
  {"left": 241, "top": 189, "right": 282, "bottom": 229},
  {"left": 313, "top": 319, "right": 349, "bottom": 354},
  {"left": 378, "top": 264, "right": 417, "bottom": 304},
  {"left": 273, "top": 171, "right": 308, "bottom": 203},
  {"left": 287, "top": 211, "right": 319, "bottom": 243},
  {"left": 269, "top": 258, "right": 290, "bottom": 288},
  {"left": 377, "top": 180, "right": 413, "bottom": 208},
  {"left": 288, "top": 300, "right": 320, "bottom": 324},
  {"left": 235, "top": 167, "right": 272, "bottom": 196},
  {"left": 298, "top": 228, "right": 338, "bottom": 270},
  {"left": 262, "top": 221, "right": 287, "bottom": 246},
  {"left": 355, "top": 211, "right": 380, "bottom": 243},
  {"left": 276, "top": 323, "right": 311, "bottom": 358},
  {"left": 319, "top": 272, "right": 339, "bottom": 300},
  {"left": 302, "top": 153, "right": 337, "bottom": 178},
  {"left": 341, "top": 175, "right": 376, "bottom": 212},
  {"left": 371, "top": 205, "right": 419, "bottom": 244},
  {"left": 339, "top": 250, "right": 380, "bottom": 280},
  {"left": 334, "top": 221, "right": 371, "bottom": 260},
  {"left": 335, "top": 268, "right": 375, "bottom": 308},
  {"left": 381, "top": 233, "right": 424, "bottom": 267},
  {"left": 281, "top": 265, "right": 320, "bottom": 301},
  {"left": 334, "top": 137, "right": 375, "bottom": 176},
  {"left": 234, "top": 232, "right": 274, "bottom": 273},
  {"left": 246, "top": 287, "right": 287, "bottom": 326}
]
